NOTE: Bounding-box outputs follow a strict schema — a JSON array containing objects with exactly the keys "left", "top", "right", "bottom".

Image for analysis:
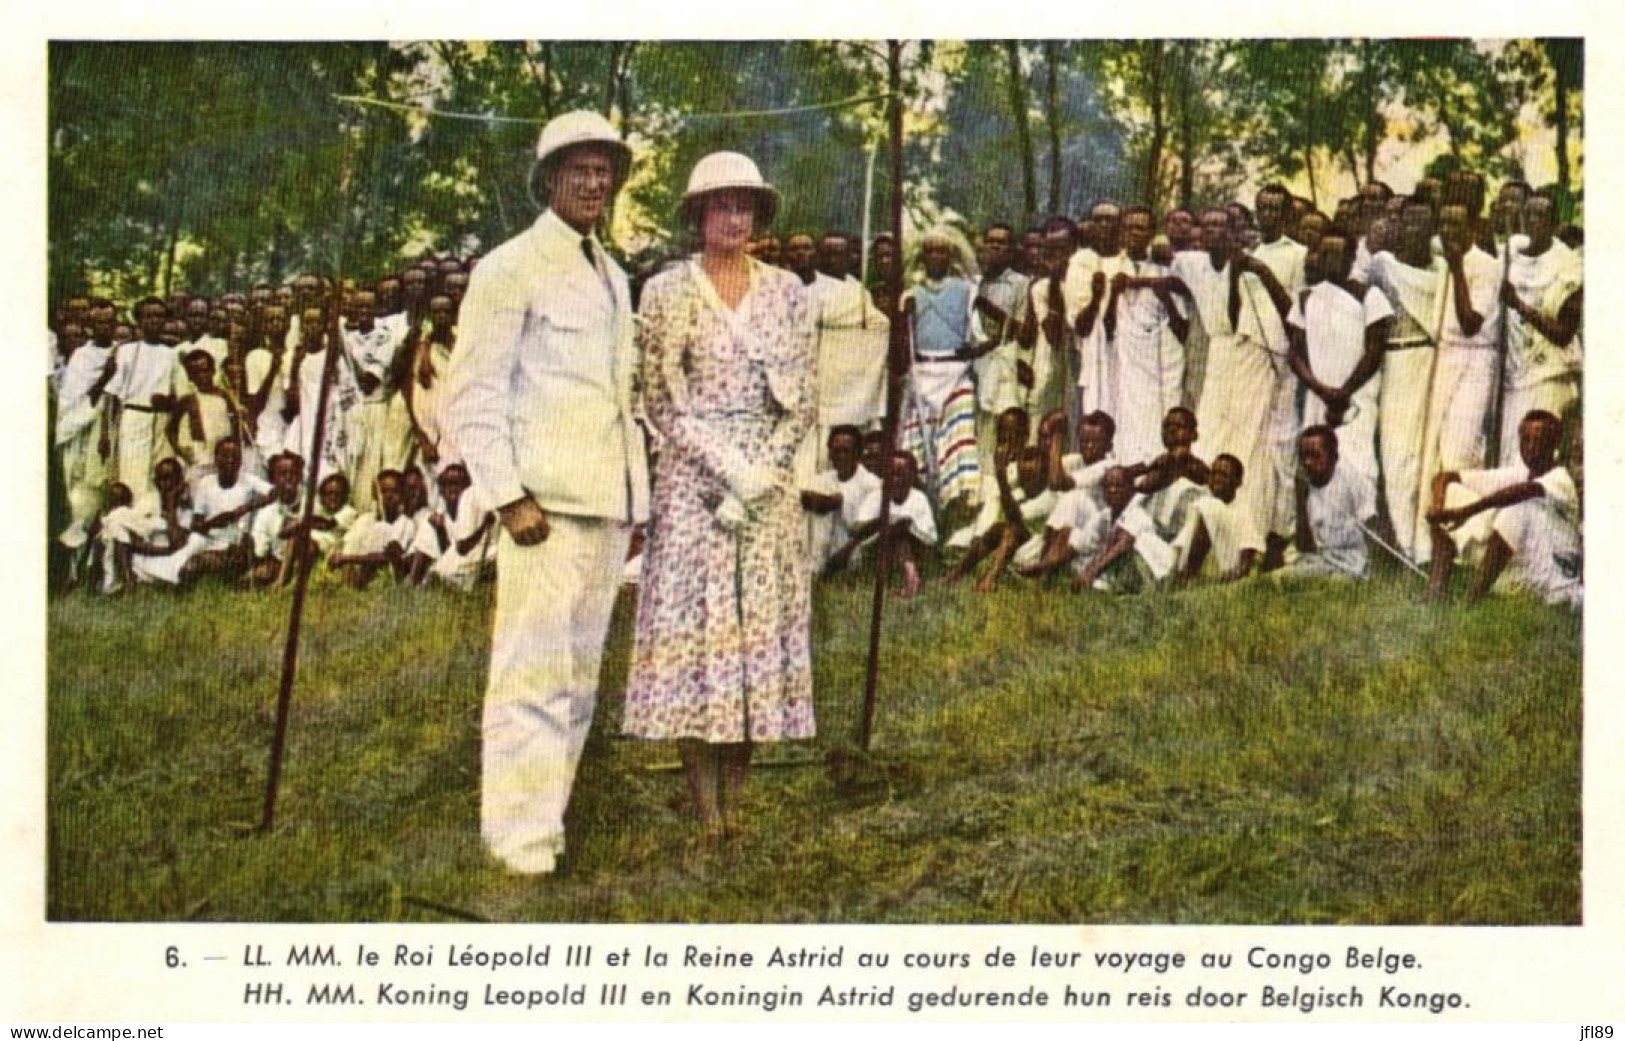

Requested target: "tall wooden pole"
[
  {"left": 859, "top": 40, "right": 906, "bottom": 752},
  {"left": 260, "top": 124, "right": 357, "bottom": 833}
]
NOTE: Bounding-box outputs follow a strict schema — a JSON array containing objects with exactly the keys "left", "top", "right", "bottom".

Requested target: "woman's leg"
[
  {"left": 718, "top": 741, "right": 754, "bottom": 837},
  {"left": 680, "top": 739, "right": 723, "bottom": 839}
]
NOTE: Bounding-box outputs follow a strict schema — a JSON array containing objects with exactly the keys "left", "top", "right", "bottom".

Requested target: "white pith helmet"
[
  {"left": 534, "top": 110, "right": 632, "bottom": 184},
  {"left": 680, "top": 151, "right": 779, "bottom": 225}
]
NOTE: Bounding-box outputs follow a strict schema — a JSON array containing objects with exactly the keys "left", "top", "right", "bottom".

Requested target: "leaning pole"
[
  {"left": 259, "top": 124, "right": 357, "bottom": 833},
  {"left": 858, "top": 40, "right": 907, "bottom": 752}
]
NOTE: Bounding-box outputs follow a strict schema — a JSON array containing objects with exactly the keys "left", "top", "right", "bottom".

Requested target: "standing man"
[
  {"left": 1098, "top": 207, "right": 1188, "bottom": 467},
  {"left": 1498, "top": 191, "right": 1582, "bottom": 463},
  {"left": 1246, "top": 184, "right": 1309, "bottom": 568},
  {"left": 902, "top": 229, "right": 982, "bottom": 520},
  {"left": 109, "top": 298, "right": 180, "bottom": 499},
  {"left": 444, "top": 110, "right": 648, "bottom": 877},
  {"left": 1065, "top": 199, "right": 1133, "bottom": 421},
  {"left": 1368, "top": 199, "right": 1447, "bottom": 559},
  {"left": 968, "top": 223, "right": 1029, "bottom": 474}
]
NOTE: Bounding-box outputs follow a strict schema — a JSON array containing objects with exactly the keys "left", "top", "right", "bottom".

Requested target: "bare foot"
[{"left": 898, "top": 561, "right": 922, "bottom": 600}]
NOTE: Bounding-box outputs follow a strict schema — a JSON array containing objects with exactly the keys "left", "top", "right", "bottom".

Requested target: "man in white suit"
[{"left": 443, "top": 110, "right": 650, "bottom": 876}]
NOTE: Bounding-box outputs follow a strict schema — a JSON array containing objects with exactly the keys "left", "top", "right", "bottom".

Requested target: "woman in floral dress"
[{"left": 623, "top": 152, "right": 816, "bottom": 839}]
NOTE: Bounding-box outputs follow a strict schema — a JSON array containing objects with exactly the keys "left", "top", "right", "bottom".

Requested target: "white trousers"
[{"left": 481, "top": 514, "right": 631, "bottom": 873}]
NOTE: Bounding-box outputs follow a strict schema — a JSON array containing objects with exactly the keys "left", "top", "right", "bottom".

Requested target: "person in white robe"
[
  {"left": 282, "top": 305, "right": 361, "bottom": 489},
  {"left": 1367, "top": 200, "right": 1449, "bottom": 561},
  {"left": 55, "top": 305, "right": 119, "bottom": 556},
  {"left": 109, "top": 299, "right": 181, "bottom": 499},
  {"left": 1286, "top": 231, "right": 1392, "bottom": 488},
  {"left": 342, "top": 291, "right": 404, "bottom": 512},
  {"left": 1168, "top": 210, "right": 1289, "bottom": 546},
  {"left": 1498, "top": 194, "right": 1582, "bottom": 464},
  {"left": 1424, "top": 409, "right": 1579, "bottom": 608},
  {"left": 1174, "top": 453, "right": 1262, "bottom": 583},
  {"left": 407, "top": 463, "right": 496, "bottom": 591},
  {"left": 1274, "top": 426, "right": 1378, "bottom": 581},
  {"left": 1091, "top": 207, "right": 1189, "bottom": 467}
]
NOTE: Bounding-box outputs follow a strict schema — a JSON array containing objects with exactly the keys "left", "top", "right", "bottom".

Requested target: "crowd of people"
[
  {"left": 47, "top": 101, "right": 1584, "bottom": 869},
  {"left": 48, "top": 169, "right": 1583, "bottom": 610}
]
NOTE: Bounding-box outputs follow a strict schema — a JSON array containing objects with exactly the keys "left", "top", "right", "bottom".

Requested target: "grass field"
[{"left": 46, "top": 564, "right": 1581, "bottom": 924}]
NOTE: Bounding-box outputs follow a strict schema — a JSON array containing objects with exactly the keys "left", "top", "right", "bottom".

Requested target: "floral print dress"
[{"left": 623, "top": 257, "right": 818, "bottom": 743}]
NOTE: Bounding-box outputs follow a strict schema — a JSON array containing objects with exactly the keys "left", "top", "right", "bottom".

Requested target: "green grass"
[{"left": 46, "top": 564, "right": 1581, "bottom": 924}]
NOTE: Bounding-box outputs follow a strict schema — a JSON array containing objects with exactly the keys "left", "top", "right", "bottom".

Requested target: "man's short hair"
[
  {"left": 1081, "top": 410, "right": 1116, "bottom": 440},
  {"left": 1042, "top": 216, "right": 1077, "bottom": 239},
  {"left": 1256, "top": 183, "right": 1291, "bottom": 205},
  {"left": 1212, "top": 453, "right": 1245, "bottom": 480},
  {"left": 1300, "top": 424, "right": 1340, "bottom": 453},
  {"left": 1530, "top": 186, "right": 1562, "bottom": 210},
  {"left": 828, "top": 424, "right": 863, "bottom": 446},
  {"left": 1521, "top": 409, "right": 1562, "bottom": 433}
]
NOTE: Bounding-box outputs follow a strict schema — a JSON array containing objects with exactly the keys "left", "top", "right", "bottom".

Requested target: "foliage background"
[{"left": 48, "top": 39, "right": 1581, "bottom": 301}]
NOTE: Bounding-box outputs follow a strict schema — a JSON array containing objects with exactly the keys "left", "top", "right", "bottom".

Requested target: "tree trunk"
[
  {"left": 1548, "top": 40, "right": 1574, "bottom": 198},
  {"left": 616, "top": 42, "right": 636, "bottom": 136},
  {"left": 1302, "top": 143, "right": 1318, "bottom": 207},
  {"left": 604, "top": 42, "right": 622, "bottom": 118},
  {"left": 268, "top": 220, "right": 288, "bottom": 286},
  {"left": 536, "top": 43, "right": 555, "bottom": 121},
  {"left": 1144, "top": 41, "right": 1167, "bottom": 211},
  {"left": 1003, "top": 40, "right": 1037, "bottom": 227},
  {"left": 1174, "top": 43, "right": 1195, "bottom": 210},
  {"left": 1359, "top": 40, "right": 1381, "bottom": 185},
  {"left": 156, "top": 220, "right": 179, "bottom": 295},
  {"left": 1044, "top": 41, "right": 1062, "bottom": 215}
]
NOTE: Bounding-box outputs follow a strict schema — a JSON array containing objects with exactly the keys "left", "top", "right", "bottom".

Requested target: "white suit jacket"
[{"left": 443, "top": 209, "right": 650, "bottom": 523}]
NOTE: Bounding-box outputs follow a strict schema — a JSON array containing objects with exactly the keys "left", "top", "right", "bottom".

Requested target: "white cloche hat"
[{"left": 680, "top": 151, "right": 779, "bottom": 225}]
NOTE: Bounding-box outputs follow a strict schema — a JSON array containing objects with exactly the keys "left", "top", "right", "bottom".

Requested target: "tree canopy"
[{"left": 48, "top": 38, "right": 1582, "bottom": 300}]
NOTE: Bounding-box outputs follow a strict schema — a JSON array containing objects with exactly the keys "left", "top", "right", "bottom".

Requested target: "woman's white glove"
[
  {"left": 714, "top": 492, "right": 750, "bottom": 533},
  {"left": 731, "top": 462, "right": 781, "bottom": 507}
]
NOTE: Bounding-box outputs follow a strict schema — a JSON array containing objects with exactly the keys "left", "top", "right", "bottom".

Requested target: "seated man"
[
  {"left": 98, "top": 457, "right": 199, "bottom": 592},
  {"left": 406, "top": 463, "right": 496, "bottom": 591},
  {"left": 249, "top": 452, "right": 307, "bottom": 586},
  {"left": 328, "top": 468, "right": 415, "bottom": 588},
  {"left": 1175, "top": 453, "right": 1262, "bottom": 585},
  {"left": 1424, "top": 409, "right": 1580, "bottom": 607},
  {"left": 1273, "top": 425, "right": 1377, "bottom": 580},
  {"left": 1018, "top": 410, "right": 1116, "bottom": 580},
  {"left": 946, "top": 407, "right": 1030, "bottom": 553},
  {"left": 945, "top": 444, "right": 1056, "bottom": 593},
  {"left": 1130, "top": 406, "right": 1211, "bottom": 549},
  {"left": 179, "top": 437, "right": 275, "bottom": 585},
  {"left": 1070, "top": 465, "right": 1177, "bottom": 593},
  {"left": 946, "top": 407, "right": 1043, "bottom": 569},
  {"left": 827, "top": 452, "right": 937, "bottom": 599},
  {"left": 310, "top": 473, "right": 360, "bottom": 559},
  {"left": 801, "top": 425, "right": 883, "bottom": 572}
]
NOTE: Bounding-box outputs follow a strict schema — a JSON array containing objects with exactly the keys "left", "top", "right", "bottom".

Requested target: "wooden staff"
[
  {"left": 858, "top": 40, "right": 907, "bottom": 752},
  {"left": 260, "top": 129, "right": 357, "bottom": 833}
]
